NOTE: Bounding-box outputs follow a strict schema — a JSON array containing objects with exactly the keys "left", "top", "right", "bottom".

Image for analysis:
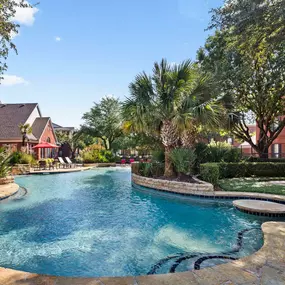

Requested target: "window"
[
  {"left": 272, "top": 144, "right": 281, "bottom": 158},
  {"left": 41, "top": 148, "right": 45, "bottom": 159}
]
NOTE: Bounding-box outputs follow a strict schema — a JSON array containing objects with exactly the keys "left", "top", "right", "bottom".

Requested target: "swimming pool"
[{"left": 0, "top": 168, "right": 276, "bottom": 277}]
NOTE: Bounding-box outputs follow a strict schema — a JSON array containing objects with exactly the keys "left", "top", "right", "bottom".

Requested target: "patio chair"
[
  {"left": 121, "top": 159, "right": 126, "bottom": 164},
  {"left": 129, "top": 158, "right": 135, "bottom": 164},
  {"left": 58, "top": 157, "right": 68, "bottom": 168},
  {"left": 65, "top": 157, "right": 76, "bottom": 168}
]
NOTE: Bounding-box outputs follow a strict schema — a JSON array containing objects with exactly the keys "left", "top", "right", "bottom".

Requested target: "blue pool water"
[{"left": 0, "top": 168, "right": 276, "bottom": 277}]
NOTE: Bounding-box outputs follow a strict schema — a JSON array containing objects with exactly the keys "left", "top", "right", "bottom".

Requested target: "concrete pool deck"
[{"left": 0, "top": 221, "right": 284, "bottom": 284}]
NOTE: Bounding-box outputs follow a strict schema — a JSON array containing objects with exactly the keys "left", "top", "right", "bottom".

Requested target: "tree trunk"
[
  {"left": 22, "top": 135, "right": 25, "bottom": 147},
  {"left": 258, "top": 139, "right": 269, "bottom": 159},
  {"left": 260, "top": 146, "right": 269, "bottom": 159},
  {"left": 161, "top": 120, "right": 179, "bottom": 177},
  {"left": 181, "top": 126, "right": 198, "bottom": 148},
  {"left": 164, "top": 146, "right": 174, "bottom": 177}
]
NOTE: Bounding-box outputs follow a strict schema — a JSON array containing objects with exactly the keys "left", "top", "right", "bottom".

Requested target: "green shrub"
[
  {"left": 218, "top": 162, "right": 285, "bottom": 178},
  {"left": 9, "top": 151, "right": 22, "bottom": 165},
  {"left": 200, "top": 163, "right": 220, "bottom": 185},
  {"left": 194, "top": 141, "right": 242, "bottom": 168},
  {"left": 206, "top": 140, "right": 242, "bottom": 163},
  {"left": 10, "top": 152, "right": 36, "bottom": 165},
  {"left": 151, "top": 162, "right": 164, "bottom": 177},
  {"left": 170, "top": 148, "right": 196, "bottom": 176},
  {"left": 218, "top": 162, "right": 248, "bottom": 178},
  {"left": 101, "top": 150, "right": 115, "bottom": 162},
  {"left": 133, "top": 162, "right": 164, "bottom": 178},
  {"left": 246, "top": 157, "right": 285, "bottom": 163},
  {"left": 82, "top": 152, "right": 95, "bottom": 163},
  {"left": 19, "top": 153, "right": 35, "bottom": 164},
  {"left": 82, "top": 150, "right": 115, "bottom": 163},
  {"left": 0, "top": 148, "right": 12, "bottom": 178},
  {"left": 139, "top": 162, "right": 152, "bottom": 177},
  {"left": 151, "top": 149, "right": 165, "bottom": 163}
]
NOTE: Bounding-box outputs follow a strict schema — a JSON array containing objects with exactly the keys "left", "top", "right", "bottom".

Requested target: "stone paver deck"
[
  {"left": 0, "top": 183, "right": 19, "bottom": 200},
  {"left": 234, "top": 200, "right": 285, "bottom": 216},
  {"left": 0, "top": 222, "right": 284, "bottom": 284}
]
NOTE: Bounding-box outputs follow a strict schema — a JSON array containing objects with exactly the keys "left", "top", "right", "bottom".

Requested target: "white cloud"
[
  {"left": 12, "top": 1, "right": 39, "bottom": 26},
  {"left": 1, "top": 75, "right": 29, "bottom": 87},
  {"left": 55, "top": 36, "right": 61, "bottom": 42}
]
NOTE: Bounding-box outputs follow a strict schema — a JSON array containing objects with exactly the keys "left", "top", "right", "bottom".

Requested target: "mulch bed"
[{"left": 154, "top": 175, "right": 199, "bottom": 184}]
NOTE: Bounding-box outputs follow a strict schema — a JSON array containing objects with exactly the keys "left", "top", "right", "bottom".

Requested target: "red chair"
[
  {"left": 129, "top": 158, "right": 135, "bottom": 164},
  {"left": 121, "top": 159, "right": 126, "bottom": 164}
]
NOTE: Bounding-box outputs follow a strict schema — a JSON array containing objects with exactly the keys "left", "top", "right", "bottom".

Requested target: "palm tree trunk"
[
  {"left": 161, "top": 120, "right": 179, "bottom": 177},
  {"left": 164, "top": 146, "right": 174, "bottom": 177}
]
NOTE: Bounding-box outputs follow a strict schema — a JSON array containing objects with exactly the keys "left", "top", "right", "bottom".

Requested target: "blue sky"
[{"left": 1, "top": 0, "right": 222, "bottom": 127}]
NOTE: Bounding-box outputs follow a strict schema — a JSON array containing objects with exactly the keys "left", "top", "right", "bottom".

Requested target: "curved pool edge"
[
  {"left": 0, "top": 183, "right": 19, "bottom": 201},
  {"left": 132, "top": 174, "right": 285, "bottom": 204},
  {"left": 0, "top": 221, "right": 284, "bottom": 284}
]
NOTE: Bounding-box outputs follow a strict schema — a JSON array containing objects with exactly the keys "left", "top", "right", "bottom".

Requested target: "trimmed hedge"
[
  {"left": 200, "top": 163, "right": 219, "bottom": 185},
  {"left": 200, "top": 162, "right": 285, "bottom": 181},
  {"left": 246, "top": 157, "right": 285, "bottom": 163}
]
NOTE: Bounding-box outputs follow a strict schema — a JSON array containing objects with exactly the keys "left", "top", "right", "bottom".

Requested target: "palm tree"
[
  {"left": 123, "top": 59, "right": 222, "bottom": 177},
  {"left": 19, "top": 123, "right": 32, "bottom": 147}
]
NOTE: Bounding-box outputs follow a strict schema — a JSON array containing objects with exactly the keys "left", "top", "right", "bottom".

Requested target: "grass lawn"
[{"left": 218, "top": 177, "right": 285, "bottom": 196}]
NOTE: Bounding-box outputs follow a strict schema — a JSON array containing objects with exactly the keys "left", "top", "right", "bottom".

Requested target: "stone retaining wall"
[
  {"left": 0, "top": 176, "right": 14, "bottom": 185},
  {"left": 11, "top": 164, "right": 30, "bottom": 175},
  {"left": 132, "top": 174, "right": 214, "bottom": 194}
]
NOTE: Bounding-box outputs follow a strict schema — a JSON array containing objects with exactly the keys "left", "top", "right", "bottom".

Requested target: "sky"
[{"left": 0, "top": 0, "right": 223, "bottom": 128}]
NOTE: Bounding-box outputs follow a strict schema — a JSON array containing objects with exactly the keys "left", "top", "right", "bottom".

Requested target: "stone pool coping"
[
  {"left": 0, "top": 221, "right": 284, "bottom": 284},
  {"left": 132, "top": 174, "right": 285, "bottom": 204},
  {"left": 234, "top": 200, "right": 285, "bottom": 216},
  {"left": 0, "top": 183, "right": 19, "bottom": 201}
]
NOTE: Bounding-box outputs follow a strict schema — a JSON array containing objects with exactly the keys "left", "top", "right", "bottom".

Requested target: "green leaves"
[
  {"left": 169, "top": 148, "right": 196, "bottom": 176},
  {"left": 0, "top": 0, "right": 33, "bottom": 80},
  {"left": 0, "top": 147, "right": 12, "bottom": 178},
  {"left": 81, "top": 96, "right": 123, "bottom": 150},
  {"left": 123, "top": 59, "right": 222, "bottom": 146}
]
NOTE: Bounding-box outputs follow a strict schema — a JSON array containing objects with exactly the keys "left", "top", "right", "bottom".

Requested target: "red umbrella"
[{"left": 32, "top": 142, "right": 59, "bottom": 149}]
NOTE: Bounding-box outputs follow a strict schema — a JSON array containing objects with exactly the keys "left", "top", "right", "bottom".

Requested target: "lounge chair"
[
  {"left": 58, "top": 157, "right": 68, "bottom": 168},
  {"left": 65, "top": 157, "right": 76, "bottom": 168}
]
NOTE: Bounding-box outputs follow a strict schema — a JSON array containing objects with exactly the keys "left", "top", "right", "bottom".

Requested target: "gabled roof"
[
  {"left": 32, "top": 117, "right": 50, "bottom": 140},
  {"left": 0, "top": 103, "right": 39, "bottom": 140},
  {"left": 52, "top": 122, "right": 74, "bottom": 131},
  {"left": 52, "top": 122, "right": 62, "bottom": 128}
]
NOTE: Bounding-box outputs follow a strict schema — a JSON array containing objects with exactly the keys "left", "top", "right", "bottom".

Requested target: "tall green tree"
[
  {"left": 81, "top": 96, "right": 123, "bottom": 150},
  {"left": 199, "top": 0, "right": 285, "bottom": 158},
  {"left": 209, "top": 0, "right": 285, "bottom": 53},
  {"left": 123, "top": 59, "right": 222, "bottom": 177},
  {"left": 0, "top": 0, "right": 32, "bottom": 80},
  {"left": 55, "top": 131, "right": 92, "bottom": 158}
]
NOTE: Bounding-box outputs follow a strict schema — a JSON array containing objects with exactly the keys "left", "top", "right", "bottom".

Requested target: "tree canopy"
[
  {"left": 0, "top": 0, "right": 32, "bottom": 80},
  {"left": 81, "top": 96, "right": 123, "bottom": 150},
  {"left": 198, "top": 0, "right": 285, "bottom": 157},
  {"left": 123, "top": 59, "right": 222, "bottom": 176}
]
